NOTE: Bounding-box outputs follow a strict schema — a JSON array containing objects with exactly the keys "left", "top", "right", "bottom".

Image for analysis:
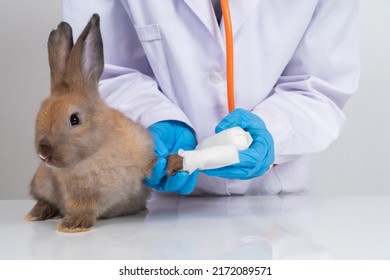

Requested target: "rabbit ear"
[
  {"left": 66, "top": 14, "right": 104, "bottom": 87},
  {"left": 47, "top": 22, "right": 73, "bottom": 89}
]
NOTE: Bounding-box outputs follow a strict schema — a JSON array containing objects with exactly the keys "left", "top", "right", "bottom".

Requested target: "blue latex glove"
[
  {"left": 201, "top": 108, "right": 274, "bottom": 179},
  {"left": 145, "top": 120, "right": 198, "bottom": 194}
]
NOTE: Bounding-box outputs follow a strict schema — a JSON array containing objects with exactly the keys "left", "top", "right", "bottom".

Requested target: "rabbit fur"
[{"left": 25, "top": 14, "right": 157, "bottom": 233}]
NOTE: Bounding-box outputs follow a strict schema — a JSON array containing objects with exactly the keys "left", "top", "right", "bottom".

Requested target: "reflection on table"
[{"left": 1, "top": 195, "right": 389, "bottom": 259}]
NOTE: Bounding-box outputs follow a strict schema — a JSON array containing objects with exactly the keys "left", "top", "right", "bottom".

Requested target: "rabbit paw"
[
  {"left": 56, "top": 215, "right": 94, "bottom": 233},
  {"left": 25, "top": 200, "right": 61, "bottom": 221},
  {"left": 166, "top": 154, "right": 184, "bottom": 177}
]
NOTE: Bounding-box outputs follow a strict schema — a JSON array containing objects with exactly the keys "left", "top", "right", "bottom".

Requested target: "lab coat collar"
[
  {"left": 183, "top": 0, "right": 261, "bottom": 38},
  {"left": 183, "top": 0, "right": 222, "bottom": 46}
]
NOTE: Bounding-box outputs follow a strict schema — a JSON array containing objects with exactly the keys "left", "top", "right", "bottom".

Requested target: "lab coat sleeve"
[
  {"left": 62, "top": 0, "right": 193, "bottom": 128},
  {"left": 252, "top": 0, "right": 360, "bottom": 164}
]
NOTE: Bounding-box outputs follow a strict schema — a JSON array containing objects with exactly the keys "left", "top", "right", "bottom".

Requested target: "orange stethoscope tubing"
[{"left": 220, "top": 0, "right": 235, "bottom": 113}]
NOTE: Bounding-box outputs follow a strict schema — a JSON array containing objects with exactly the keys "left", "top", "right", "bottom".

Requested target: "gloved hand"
[
  {"left": 201, "top": 108, "right": 274, "bottom": 179},
  {"left": 145, "top": 120, "right": 198, "bottom": 194}
]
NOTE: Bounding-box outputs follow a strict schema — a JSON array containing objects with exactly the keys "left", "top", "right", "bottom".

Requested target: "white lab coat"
[{"left": 62, "top": 0, "right": 360, "bottom": 195}]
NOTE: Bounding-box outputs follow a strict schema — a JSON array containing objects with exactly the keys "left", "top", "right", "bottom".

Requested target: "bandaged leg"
[{"left": 166, "top": 127, "right": 253, "bottom": 175}]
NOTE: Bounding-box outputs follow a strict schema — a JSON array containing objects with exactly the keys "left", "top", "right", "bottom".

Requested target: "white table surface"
[{"left": 1, "top": 195, "right": 389, "bottom": 260}]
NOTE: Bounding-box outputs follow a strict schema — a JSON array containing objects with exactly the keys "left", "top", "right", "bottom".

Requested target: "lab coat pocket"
[{"left": 134, "top": 24, "right": 174, "bottom": 98}]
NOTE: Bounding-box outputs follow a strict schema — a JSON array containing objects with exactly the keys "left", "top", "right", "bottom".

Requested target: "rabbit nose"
[
  {"left": 39, "top": 137, "right": 50, "bottom": 148},
  {"left": 38, "top": 137, "right": 52, "bottom": 162}
]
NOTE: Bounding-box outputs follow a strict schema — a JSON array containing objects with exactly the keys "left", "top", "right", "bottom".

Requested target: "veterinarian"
[{"left": 62, "top": 0, "right": 360, "bottom": 195}]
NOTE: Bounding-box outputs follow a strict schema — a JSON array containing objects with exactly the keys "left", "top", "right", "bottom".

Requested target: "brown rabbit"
[{"left": 25, "top": 14, "right": 161, "bottom": 233}]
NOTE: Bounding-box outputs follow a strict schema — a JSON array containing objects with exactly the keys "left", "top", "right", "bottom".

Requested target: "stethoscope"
[
  {"left": 221, "top": 1, "right": 278, "bottom": 167},
  {"left": 220, "top": 0, "right": 235, "bottom": 112}
]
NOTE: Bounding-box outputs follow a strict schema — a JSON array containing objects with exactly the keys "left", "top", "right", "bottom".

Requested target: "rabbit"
[{"left": 24, "top": 14, "right": 160, "bottom": 233}]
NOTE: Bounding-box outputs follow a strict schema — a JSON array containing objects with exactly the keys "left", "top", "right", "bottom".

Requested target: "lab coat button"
[{"left": 209, "top": 72, "right": 224, "bottom": 84}]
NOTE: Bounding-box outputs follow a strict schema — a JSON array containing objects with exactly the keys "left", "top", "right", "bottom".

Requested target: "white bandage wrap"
[{"left": 178, "top": 127, "right": 253, "bottom": 174}]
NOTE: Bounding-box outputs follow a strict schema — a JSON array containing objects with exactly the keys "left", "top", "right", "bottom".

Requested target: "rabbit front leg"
[
  {"left": 166, "top": 153, "right": 184, "bottom": 176},
  {"left": 25, "top": 164, "right": 62, "bottom": 221},
  {"left": 25, "top": 200, "right": 61, "bottom": 221},
  {"left": 56, "top": 195, "right": 98, "bottom": 233}
]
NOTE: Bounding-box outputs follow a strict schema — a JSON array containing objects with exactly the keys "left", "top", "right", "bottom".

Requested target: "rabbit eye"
[{"left": 70, "top": 113, "right": 81, "bottom": 126}]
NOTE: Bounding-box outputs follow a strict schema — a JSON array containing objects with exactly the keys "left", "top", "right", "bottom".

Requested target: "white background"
[{"left": 0, "top": 0, "right": 389, "bottom": 198}]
